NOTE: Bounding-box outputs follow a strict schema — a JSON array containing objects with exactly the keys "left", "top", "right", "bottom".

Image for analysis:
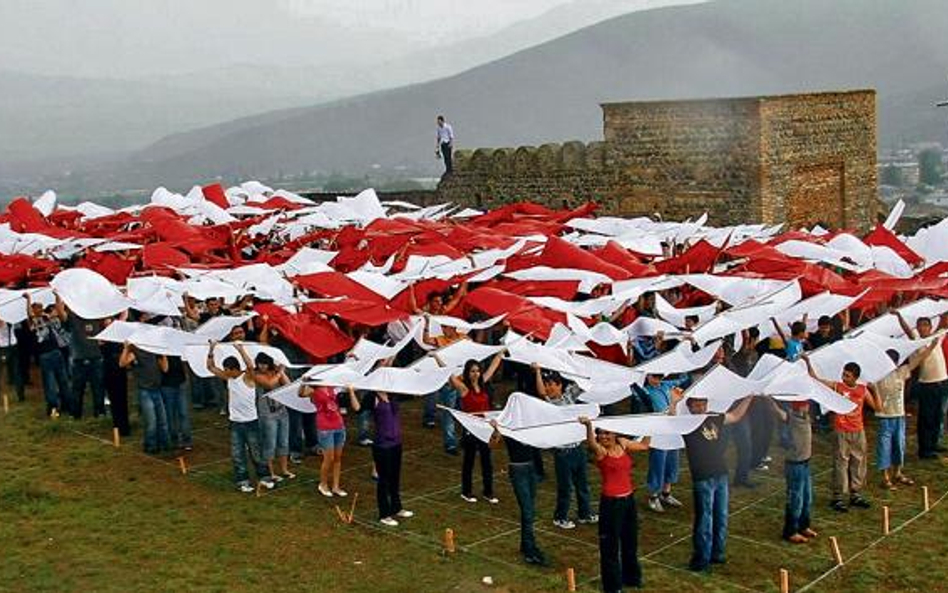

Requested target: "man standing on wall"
[{"left": 436, "top": 115, "right": 455, "bottom": 175}]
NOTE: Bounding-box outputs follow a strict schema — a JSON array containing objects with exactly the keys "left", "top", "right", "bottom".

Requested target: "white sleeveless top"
[{"left": 228, "top": 376, "right": 258, "bottom": 422}]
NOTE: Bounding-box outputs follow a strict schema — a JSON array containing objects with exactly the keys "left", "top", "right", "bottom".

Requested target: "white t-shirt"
[{"left": 228, "top": 376, "right": 258, "bottom": 423}]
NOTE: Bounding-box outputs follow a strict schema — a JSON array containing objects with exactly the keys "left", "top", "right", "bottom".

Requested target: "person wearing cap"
[{"left": 682, "top": 395, "right": 753, "bottom": 572}]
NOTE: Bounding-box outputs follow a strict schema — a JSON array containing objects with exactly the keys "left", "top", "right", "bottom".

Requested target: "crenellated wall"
[{"left": 438, "top": 90, "right": 880, "bottom": 229}]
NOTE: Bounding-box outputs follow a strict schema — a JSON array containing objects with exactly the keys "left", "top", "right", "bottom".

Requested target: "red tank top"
[
  {"left": 597, "top": 452, "right": 634, "bottom": 498},
  {"left": 462, "top": 388, "right": 490, "bottom": 414}
]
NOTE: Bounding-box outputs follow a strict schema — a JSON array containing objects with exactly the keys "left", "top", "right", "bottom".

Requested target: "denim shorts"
[
  {"left": 259, "top": 412, "right": 290, "bottom": 461},
  {"left": 876, "top": 416, "right": 905, "bottom": 470},
  {"left": 317, "top": 428, "right": 347, "bottom": 450}
]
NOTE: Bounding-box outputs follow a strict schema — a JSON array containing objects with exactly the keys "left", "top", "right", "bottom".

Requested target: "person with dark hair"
[
  {"left": 254, "top": 352, "right": 293, "bottom": 484},
  {"left": 119, "top": 341, "right": 169, "bottom": 454},
  {"left": 534, "top": 364, "right": 597, "bottom": 528},
  {"left": 804, "top": 356, "right": 881, "bottom": 512},
  {"left": 873, "top": 343, "right": 938, "bottom": 488},
  {"left": 300, "top": 383, "right": 362, "bottom": 497},
  {"left": 162, "top": 354, "right": 192, "bottom": 451},
  {"left": 807, "top": 314, "right": 846, "bottom": 350},
  {"left": 640, "top": 373, "right": 688, "bottom": 512},
  {"left": 25, "top": 293, "right": 69, "bottom": 417},
  {"left": 490, "top": 419, "right": 547, "bottom": 566},
  {"left": 207, "top": 341, "right": 274, "bottom": 493},
  {"left": 770, "top": 396, "right": 817, "bottom": 544},
  {"left": 53, "top": 295, "right": 106, "bottom": 419},
  {"left": 682, "top": 396, "right": 753, "bottom": 572},
  {"left": 447, "top": 353, "right": 504, "bottom": 504},
  {"left": 0, "top": 320, "right": 25, "bottom": 403},
  {"left": 435, "top": 115, "right": 455, "bottom": 175},
  {"left": 579, "top": 416, "right": 649, "bottom": 591},
  {"left": 363, "top": 388, "right": 413, "bottom": 527},
  {"left": 895, "top": 311, "right": 948, "bottom": 459},
  {"left": 727, "top": 328, "right": 762, "bottom": 488}
]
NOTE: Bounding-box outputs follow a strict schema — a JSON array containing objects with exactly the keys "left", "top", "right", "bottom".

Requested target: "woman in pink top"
[{"left": 299, "top": 383, "right": 361, "bottom": 498}]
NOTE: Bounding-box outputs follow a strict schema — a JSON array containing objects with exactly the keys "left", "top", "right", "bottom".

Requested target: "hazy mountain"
[{"left": 95, "top": 0, "right": 946, "bottom": 193}]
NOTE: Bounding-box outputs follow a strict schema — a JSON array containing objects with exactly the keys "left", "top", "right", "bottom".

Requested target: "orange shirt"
[{"left": 833, "top": 381, "right": 867, "bottom": 433}]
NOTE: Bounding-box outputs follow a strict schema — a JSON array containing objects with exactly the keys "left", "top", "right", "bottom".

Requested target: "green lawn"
[{"left": 3, "top": 383, "right": 948, "bottom": 593}]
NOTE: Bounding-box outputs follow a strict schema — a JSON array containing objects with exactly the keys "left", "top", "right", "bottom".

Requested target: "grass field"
[{"left": 3, "top": 379, "right": 948, "bottom": 593}]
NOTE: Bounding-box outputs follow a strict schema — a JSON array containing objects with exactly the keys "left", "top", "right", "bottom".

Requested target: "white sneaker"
[
  {"left": 380, "top": 517, "right": 399, "bottom": 527},
  {"left": 577, "top": 514, "right": 599, "bottom": 525},
  {"left": 484, "top": 497, "right": 499, "bottom": 505},
  {"left": 258, "top": 478, "right": 275, "bottom": 490},
  {"left": 762, "top": 456, "right": 773, "bottom": 463},
  {"left": 318, "top": 484, "right": 333, "bottom": 498},
  {"left": 648, "top": 496, "right": 664, "bottom": 513},
  {"left": 332, "top": 489, "right": 348, "bottom": 498},
  {"left": 661, "top": 493, "right": 683, "bottom": 508},
  {"left": 553, "top": 519, "right": 576, "bottom": 530},
  {"left": 237, "top": 482, "right": 254, "bottom": 493},
  {"left": 271, "top": 475, "right": 284, "bottom": 484},
  {"left": 461, "top": 494, "right": 478, "bottom": 503},
  {"left": 396, "top": 509, "right": 414, "bottom": 519}
]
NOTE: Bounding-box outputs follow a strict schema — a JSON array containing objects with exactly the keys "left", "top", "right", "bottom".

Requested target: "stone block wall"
[{"left": 437, "top": 90, "right": 879, "bottom": 229}]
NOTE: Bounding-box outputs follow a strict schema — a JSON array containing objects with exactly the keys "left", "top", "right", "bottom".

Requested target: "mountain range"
[{"left": 5, "top": 0, "right": 948, "bottom": 196}]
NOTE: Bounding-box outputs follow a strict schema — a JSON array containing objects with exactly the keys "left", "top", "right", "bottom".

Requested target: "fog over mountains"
[{"left": 2, "top": 0, "right": 947, "bottom": 196}]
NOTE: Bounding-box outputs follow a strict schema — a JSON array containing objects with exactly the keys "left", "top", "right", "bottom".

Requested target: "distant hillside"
[{"left": 50, "top": 0, "right": 948, "bottom": 192}]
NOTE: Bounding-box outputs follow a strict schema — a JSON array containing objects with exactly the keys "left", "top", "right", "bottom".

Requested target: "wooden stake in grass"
[
  {"left": 347, "top": 492, "right": 358, "bottom": 524},
  {"left": 923, "top": 486, "right": 930, "bottom": 511},
  {"left": 2, "top": 393, "right": 9, "bottom": 414},
  {"left": 883, "top": 506, "right": 890, "bottom": 535},
  {"left": 779, "top": 568, "right": 790, "bottom": 593},
  {"left": 335, "top": 505, "right": 348, "bottom": 523},
  {"left": 112, "top": 427, "right": 120, "bottom": 448},
  {"left": 443, "top": 528, "right": 456, "bottom": 554},
  {"left": 566, "top": 567, "right": 576, "bottom": 592},
  {"left": 176, "top": 456, "right": 188, "bottom": 475},
  {"left": 829, "top": 536, "right": 843, "bottom": 566}
]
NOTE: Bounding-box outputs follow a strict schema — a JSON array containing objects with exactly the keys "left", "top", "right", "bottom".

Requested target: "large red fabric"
[
  {"left": 201, "top": 183, "right": 230, "bottom": 209},
  {"left": 293, "top": 271, "right": 387, "bottom": 304},
  {"left": 591, "top": 241, "right": 658, "bottom": 277},
  {"left": 142, "top": 243, "right": 190, "bottom": 269},
  {"left": 656, "top": 239, "right": 722, "bottom": 275},
  {"left": 537, "top": 236, "right": 631, "bottom": 281},
  {"left": 266, "top": 311, "right": 354, "bottom": 359},
  {"left": 304, "top": 300, "right": 408, "bottom": 327},
  {"left": 463, "top": 287, "right": 565, "bottom": 340},
  {"left": 863, "top": 225, "right": 924, "bottom": 268}
]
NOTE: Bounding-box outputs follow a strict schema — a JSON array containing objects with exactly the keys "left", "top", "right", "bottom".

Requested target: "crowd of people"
[{"left": 4, "top": 279, "right": 946, "bottom": 592}]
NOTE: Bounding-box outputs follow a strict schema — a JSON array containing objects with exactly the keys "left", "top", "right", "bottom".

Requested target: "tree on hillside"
[{"left": 918, "top": 148, "right": 944, "bottom": 186}]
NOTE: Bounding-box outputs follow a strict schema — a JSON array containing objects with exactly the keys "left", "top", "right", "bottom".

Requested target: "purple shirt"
[{"left": 373, "top": 398, "right": 402, "bottom": 448}]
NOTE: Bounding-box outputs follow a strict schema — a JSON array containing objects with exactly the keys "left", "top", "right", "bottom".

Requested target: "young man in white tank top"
[{"left": 208, "top": 341, "right": 275, "bottom": 493}]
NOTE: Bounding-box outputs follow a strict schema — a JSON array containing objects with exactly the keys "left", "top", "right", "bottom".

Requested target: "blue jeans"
[
  {"left": 70, "top": 357, "right": 105, "bottom": 418},
  {"left": 38, "top": 349, "right": 69, "bottom": 414},
  {"left": 783, "top": 460, "right": 812, "bottom": 539},
  {"left": 691, "top": 473, "right": 728, "bottom": 569},
  {"left": 357, "top": 408, "right": 372, "bottom": 443},
  {"left": 230, "top": 420, "right": 268, "bottom": 485},
  {"left": 876, "top": 417, "right": 906, "bottom": 470},
  {"left": 438, "top": 385, "right": 460, "bottom": 451},
  {"left": 162, "top": 384, "right": 192, "bottom": 448},
  {"left": 260, "top": 411, "right": 290, "bottom": 460},
  {"left": 646, "top": 448, "right": 679, "bottom": 496},
  {"left": 553, "top": 446, "right": 593, "bottom": 522},
  {"left": 138, "top": 387, "right": 169, "bottom": 453},
  {"left": 509, "top": 462, "right": 540, "bottom": 557}
]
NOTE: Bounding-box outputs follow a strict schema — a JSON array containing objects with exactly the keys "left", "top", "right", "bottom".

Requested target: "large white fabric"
[
  {"left": 264, "top": 380, "right": 317, "bottom": 413},
  {"left": 184, "top": 342, "right": 293, "bottom": 378},
  {"left": 409, "top": 340, "right": 505, "bottom": 372},
  {"left": 655, "top": 294, "right": 717, "bottom": 329},
  {"left": 194, "top": 315, "right": 255, "bottom": 341},
  {"left": 634, "top": 341, "right": 721, "bottom": 375},
  {"left": 50, "top": 268, "right": 130, "bottom": 319},
  {"left": 505, "top": 266, "right": 612, "bottom": 293}
]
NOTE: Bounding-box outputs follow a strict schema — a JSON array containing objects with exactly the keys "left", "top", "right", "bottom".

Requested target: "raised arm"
[
  {"left": 346, "top": 385, "right": 361, "bottom": 413},
  {"left": 907, "top": 337, "right": 942, "bottom": 372},
  {"left": 53, "top": 293, "right": 67, "bottom": 322},
  {"left": 482, "top": 350, "right": 505, "bottom": 383},
  {"left": 118, "top": 341, "right": 136, "bottom": 369},
  {"left": 157, "top": 355, "right": 169, "bottom": 374},
  {"left": 205, "top": 341, "right": 230, "bottom": 380},
  {"left": 234, "top": 342, "right": 254, "bottom": 375},
  {"left": 619, "top": 435, "right": 651, "bottom": 453},
  {"left": 532, "top": 363, "right": 548, "bottom": 398},
  {"left": 724, "top": 396, "right": 754, "bottom": 425},
  {"left": 442, "top": 282, "right": 467, "bottom": 314},
  {"left": 579, "top": 416, "right": 606, "bottom": 459},
  {"left": 771, "top": 317, "right": 788, "bottom": 343},
  {"left": 182, "top": 293, "right": 200, "bottom": 322},
  {"left": 894, "top": 310, "right": 915, "bottom": 339},
  {"left": 865, "top": 383, "right": 882, "bottom": 412},
  {"left": 802, "top": 354, "right": 835, "bottom": 389}
]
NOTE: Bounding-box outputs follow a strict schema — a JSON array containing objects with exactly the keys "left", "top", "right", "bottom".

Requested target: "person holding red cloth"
[{"left": 579, "top": 416, "right": 650, "bottom": 592}]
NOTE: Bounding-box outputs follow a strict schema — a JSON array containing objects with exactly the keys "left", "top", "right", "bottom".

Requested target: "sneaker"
[
  {"left": 290, "top": 453, "right": 303, "bottom": 465},
  {"left": 332, "top": 489, "right": 348, "bottom": 498},
  {"left": 648, "top": 496, "right": 664, "bottom": 513},
  {"left": 396, "top": 509, "right": 414, "bottom": 519},
  {"left": 380, "top": 517, "right": 399, "bottom": 527},
  {"left": 318, "top": 484, "right": 333, "bottom": 498},
  {"left": 850, "top": 495, "right": 871, "bottom": 509},
  {"left": 553, "top": 519, "right": 576, "bottom": 530},
  {"left": 577, "top": 514, "right": 599, "bottom": 525},
  {"left": 461, "top": 494, "right": 478, "bottom": 503},
  {"left": 258, "top": 478, "right": 275, "bottom": 490},
  {"left": 271, "top": 475, "right": 284, "bottom": 484},
  {"left": 661, "top": 493, "right": 683, "bottom": 508},
  {"left": 484, "top": 497, "right": 499, "bottom": 505},
  {"left": 830, "top": 500, "right": 848, "bottom": 513},
  {"left": 358, "top": 437, "right": 374, "bottom": 447},
  {"left": 762, "top": 456, "right": 773, "bottom": 463},
  {"left": 237, "top": 482, "right": 254, "bottom": 493},
  {"left": 754, "top": 462, "right": 770, "bottom": 471},
  {"left": 423, "top": 421, "right": 436, "bottom": 429},
  {"left": 524, "top": 552, "right": 549, "bottom": 567},
  {"left": 218, "top": 408, "right": 227, "bottom": 416}
]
